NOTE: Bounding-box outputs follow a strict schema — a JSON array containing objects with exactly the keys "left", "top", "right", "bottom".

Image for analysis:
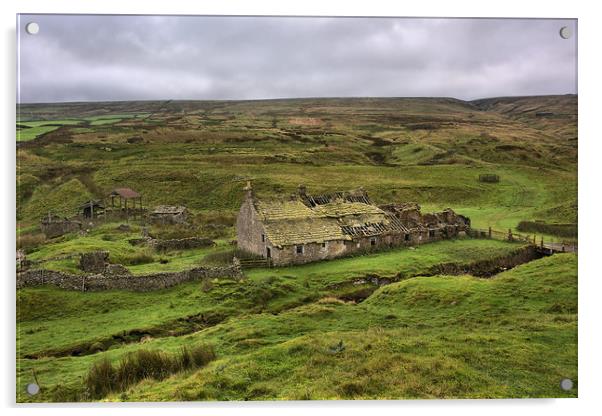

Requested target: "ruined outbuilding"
[
  {"left": 40, "top": 213, "right": 82, "bottom": 239},
  {"left": 149, "top": 205, "right": 189, "bottom": 225},
  {"left": 236, "top": 183, "right": 470, "bottom": 266},
  {"left": 108, "top": 187, "right": 143, "bottom": 210},
  {"left": 79, "top": 200, "right": 105, "bottom": 219}
]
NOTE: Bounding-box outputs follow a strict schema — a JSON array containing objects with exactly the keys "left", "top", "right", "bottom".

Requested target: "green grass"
[
  {"left": 15, "top": 97, "right": 577, "bottom": 401},
  {"left": 17, "top": 119, "right": 85, "bottom": 142},
  {"left": 17, "top": 253, "right": 577, "bottom": 401},
  {"left": 17, "top": 239, "right": 520, "bottom": 357}
]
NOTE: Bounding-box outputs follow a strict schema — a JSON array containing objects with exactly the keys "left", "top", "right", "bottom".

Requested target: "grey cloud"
[{"left": 17, "top": 15, "right": 577, "bottom": 103}]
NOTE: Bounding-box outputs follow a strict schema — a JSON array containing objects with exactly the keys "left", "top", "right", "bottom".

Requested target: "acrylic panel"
[{"left": 16, "top": 14, "right": 577, "bottom": 402}]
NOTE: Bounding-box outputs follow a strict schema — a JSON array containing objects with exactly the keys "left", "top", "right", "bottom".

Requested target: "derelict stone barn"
[{"left": 236, "top": 183, "right": 471, "bottom": 266}]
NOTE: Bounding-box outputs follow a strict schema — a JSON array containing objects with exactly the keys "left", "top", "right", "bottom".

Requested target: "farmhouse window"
[
  {"left": 429, "top": 230, "right": 436, "bottom": 238},
  {"left": 321, "top": 242, "right": 327, "bottom": 249},
  {"left": 296, "top": 245, "right": 304, "bottom": 255},
  {"left": 370, "top": 238, "right": 377, "bottom": 246},
  {"left": 261, "top": 234, "right": 265, "bottom": 242},
  {"left": 404, "top": 233, "right": 410, "bottom": 241}
]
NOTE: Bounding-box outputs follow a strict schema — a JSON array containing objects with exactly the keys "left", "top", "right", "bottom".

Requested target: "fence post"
[
  {"left": 540, "top": 236, "right": 544, "bottom": 248},
  {"left": 488, "top": 227, "right": 492, "bottom": 239},
  {"left": 507, "top": 228, "right": 513, "bottom": 242}
]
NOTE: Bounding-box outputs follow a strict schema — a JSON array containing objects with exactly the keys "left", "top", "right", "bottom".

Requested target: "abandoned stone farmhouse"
[{"left": 236, "top": 183, "right": 470, "bottom": 266}]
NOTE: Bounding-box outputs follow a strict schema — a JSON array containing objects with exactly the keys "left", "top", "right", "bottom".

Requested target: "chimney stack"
[{"left": 243, "top": 180, "right": 253, "bottom": 200}]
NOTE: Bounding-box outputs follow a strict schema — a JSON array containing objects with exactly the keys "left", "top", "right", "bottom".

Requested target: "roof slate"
[
  {"left": 312, "top": 202, "right": 384, "bottom": 218},
  {"left": 263, "top": 217, "right": 350, "bottom": 247}
]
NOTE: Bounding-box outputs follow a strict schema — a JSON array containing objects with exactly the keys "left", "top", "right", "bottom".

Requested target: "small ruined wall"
[
  {"left": 17, "top": 265, "right": 243, "bottom": 292},
  {"left": 79, "top": 251, "right": 109, "bottom": 273},
  {"left": 40, "top": 220, "right": 81, "bottom": 239},
  {"left": 151, "top": 237, "right": 215, "bottom": 252}
]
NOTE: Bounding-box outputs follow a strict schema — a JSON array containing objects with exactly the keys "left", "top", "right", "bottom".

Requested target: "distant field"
[
  {"left": 16, "top": 97, "right": 577, "bottom": 241},
  {"left": 16, "top": 113, "right": 149, "bottom": 141}
]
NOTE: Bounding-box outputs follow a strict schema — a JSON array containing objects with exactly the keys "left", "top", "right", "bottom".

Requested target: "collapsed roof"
[{"left": 253, "top": 189, "right": 413, "bottom": 247}]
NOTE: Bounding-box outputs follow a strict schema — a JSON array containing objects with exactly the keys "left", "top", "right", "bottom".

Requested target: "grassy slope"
[
  {"left": 17, "top": 239, "right": 521, "bottom": 357},
  {"left": 17, "top": 253, "right": 577, "bottom": 401},
  {"left": 127, "top": 253, "right": 577, "bottom": 401}
]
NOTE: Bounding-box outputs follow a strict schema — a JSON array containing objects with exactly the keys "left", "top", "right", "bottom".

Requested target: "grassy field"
[
  {"left": 15, "top": 96, "right": 578, "bottom": 401},
  {"left": 17, "top": 252, "right": 577, "bottom": 401}
]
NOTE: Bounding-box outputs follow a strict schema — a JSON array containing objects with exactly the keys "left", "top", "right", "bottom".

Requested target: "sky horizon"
[
  {"left": 17, "top": 15, "right": 577, "bottom": 104},
  {"left": 16, "top": 93, "right": 578, "bottom": 106}
]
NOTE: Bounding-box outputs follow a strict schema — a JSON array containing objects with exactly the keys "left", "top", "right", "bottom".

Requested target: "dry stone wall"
[
  {"left": 17, "top": 264, "right": 243, "bottom": 292},
  {"left": 150, "top": 237, "right": 215, "bottom": 251}
]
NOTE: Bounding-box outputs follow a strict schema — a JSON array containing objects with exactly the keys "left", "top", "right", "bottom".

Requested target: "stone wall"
[
  {"left": 17, "top": 264, "right": 243, "bottom": 292},
  {"left": 270, "top": 239, "right": 348, "bottom": 266},
  {"left": 426, "top": 245, "right": 542, "bottom": 277},
  {"left": 269, "top": 230, "right": 450, "bottom": 266},
  {"left": 150, "top": 237, "right": 215, "bottom": 252}
]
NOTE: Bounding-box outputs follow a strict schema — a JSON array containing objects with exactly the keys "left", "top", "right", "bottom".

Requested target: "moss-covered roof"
[
  {"left": 255, "top": 200, "right": 317, "bottom": 221},
  {"left": 264, "top": 217, "right": 349, "bottom": 247},
  {"left": 255, "top": 198, "right": 394, "bottom": 247}
]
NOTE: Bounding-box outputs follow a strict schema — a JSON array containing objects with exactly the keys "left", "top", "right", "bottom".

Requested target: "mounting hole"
[
  {"left": 25, "top": 22, "right": 40, "bottom": 35},
  {"left": 560, "top": 378, "right": 574, "bottom": 391},
  {"left": 559, "top": 26, "right": 572, "bottom": 40},
  {"left": 26, "top": 383, "right": 40, "bottom": 395}
]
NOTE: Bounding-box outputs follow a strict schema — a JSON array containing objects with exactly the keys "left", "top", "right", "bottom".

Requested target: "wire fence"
[{"left": 470, "top": 227, "right": 577, "bottom": 252}]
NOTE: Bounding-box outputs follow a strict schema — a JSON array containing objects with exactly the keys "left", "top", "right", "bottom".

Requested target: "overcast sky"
[{"left": 17, "top": 15, "right": 577, "bottom": 103}]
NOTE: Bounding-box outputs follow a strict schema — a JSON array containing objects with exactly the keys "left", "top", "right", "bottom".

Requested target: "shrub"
[
  {"left": 478, "top": 173, "right": 500, "bottom": 183},
  {"left": 339, "top": 381, "right": 367, "bottom": 397},
  {"left": 202, "top": 248, "right": 262, "bottom": 265},
  {"left": 16, "top": 233, "right": 46, "bottom": 252},
  {"left": 200, "top": 278, "right": 214, "bottom": 292},
  {"left": 192, "top": 344, "right": 216, "bottom": 366},
  {"left": 516, "top": 221, "right": 577, "bottom": 238},
  {"left": 101, "top": 234, "right": 117, "bottom": 241},
  {"left": 202, "top": 250, "right": 235, "bottom": 265},
  {"left": 122, "top": 250, "right": 155, "bottom": 266},
  {"left": 150, "top": 224, "right": 198, "bottom": 240},
  {"left": 84, "top": 357, "right": 116, "bottom": 399},
  {"left": 84, "top": 344, "right": 216, "bottom": 399}
]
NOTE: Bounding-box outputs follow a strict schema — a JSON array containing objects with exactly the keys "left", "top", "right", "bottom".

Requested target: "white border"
[{"left": 2, "top": 1, "right": 601, "bottom": 415}]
